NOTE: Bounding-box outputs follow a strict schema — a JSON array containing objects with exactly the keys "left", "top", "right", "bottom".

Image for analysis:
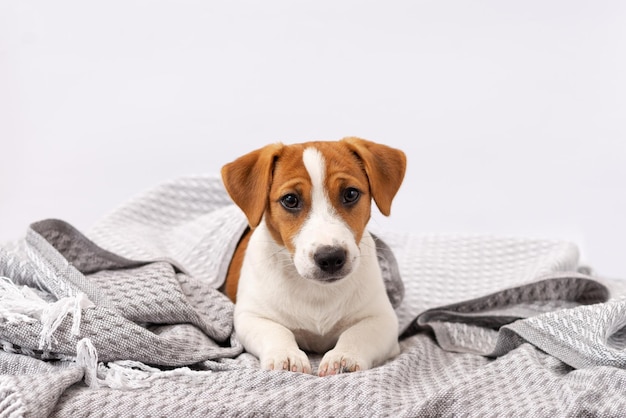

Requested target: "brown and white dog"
[{"left": 221, "top": 137, "right": 406, "bottom": 376}]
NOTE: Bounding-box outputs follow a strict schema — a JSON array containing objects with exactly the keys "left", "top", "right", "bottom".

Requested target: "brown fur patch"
[
  {"left": 222, "top": 228, "right": 251, "bottom": 302},
  {"left": 265, "top": 141, "right": 374, "bottom": 253},
  {"left": 264, "top": 144, "right": 311, "bottom": 253},
  {"left": 315, "top": 142, "right": 372, "bottom": 244}
]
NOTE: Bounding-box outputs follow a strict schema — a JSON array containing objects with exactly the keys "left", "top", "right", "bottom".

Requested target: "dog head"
[{"left": 221, "top": 137, "right": 406, "bottom": 283}]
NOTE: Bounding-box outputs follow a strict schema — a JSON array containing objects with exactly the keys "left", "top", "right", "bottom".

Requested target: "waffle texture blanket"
[{"left": 2, "top": 175, "right": 626, "bottom": 417}]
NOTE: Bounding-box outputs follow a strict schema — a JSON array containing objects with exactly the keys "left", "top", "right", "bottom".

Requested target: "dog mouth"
[
  {"left": 310, "top": 272, "right": 347, "bottom": 284},
  {"left": 301, "top": 271, "right": 349, "bottom": 284},
  {"left": 299, "top": 262, "right": 354, "bottom": 284}
]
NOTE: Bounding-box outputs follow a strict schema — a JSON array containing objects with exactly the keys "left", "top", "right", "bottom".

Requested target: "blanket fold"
[
  {"left": 2, "top": 175, "right": 626, "bottom": 417},
  {"left": 2, "top": 217, "right": 242, "bottom": 368}
]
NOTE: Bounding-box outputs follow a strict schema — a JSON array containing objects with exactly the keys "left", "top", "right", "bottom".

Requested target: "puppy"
[{"left": 221, "top": 137, "right": 406, "bottom": 376}]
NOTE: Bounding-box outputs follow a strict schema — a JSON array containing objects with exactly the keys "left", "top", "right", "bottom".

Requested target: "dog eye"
[
  {"left": 342, "top": 188, "right": 360, "bottom": 205},
  {"left": 280, "top": 194, "right": 301, "bottom": 210}
]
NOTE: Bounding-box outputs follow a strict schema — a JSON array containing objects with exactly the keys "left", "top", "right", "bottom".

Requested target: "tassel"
[{"left": 76, "top": 338, "right": 100, "bottom": 389}]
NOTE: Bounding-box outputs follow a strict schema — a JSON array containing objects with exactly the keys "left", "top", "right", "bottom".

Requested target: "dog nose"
[{"left": 313, "top": 246, "right": 347, "bottom": 274}]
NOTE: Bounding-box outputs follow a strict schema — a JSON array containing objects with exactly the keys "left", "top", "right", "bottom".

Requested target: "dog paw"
[
  {"left": 318, "top": 349, "right": 369, "bottom": 377},
  {"left": 261, "top": 348, "right": 311, "bottom": 374}
]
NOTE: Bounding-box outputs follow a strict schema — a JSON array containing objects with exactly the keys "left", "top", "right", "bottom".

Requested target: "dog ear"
[
  {"left": 221, "top": 143, "right": 284, "bottom": 228},
  {"left": 342, "top": 137, "right": 406, "bottom": 216}
]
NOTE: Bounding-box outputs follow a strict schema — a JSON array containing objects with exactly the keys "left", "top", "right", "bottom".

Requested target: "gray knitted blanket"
[{"left": 2, "top": 175, "right": 626, "bottom": 417}]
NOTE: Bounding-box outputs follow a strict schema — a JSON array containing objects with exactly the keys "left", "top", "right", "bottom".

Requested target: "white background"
[{"left": 1, "top": 1, "right": 625, "bottom": 277}]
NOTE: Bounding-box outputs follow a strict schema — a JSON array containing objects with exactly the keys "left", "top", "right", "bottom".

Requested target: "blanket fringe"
[
  {"left": 0, "top": 276, "right": 94, "bottom": 350},
  {"left": 0, "top": 276, "right": 45, "bottom": 325},
  {"left": 76, "top": 338, "right": 100, "bottom": 388},
  {"left": 75, "top": 338, "right": 198, "bottom": 390},
  {"left": 76, "top": 339, "right": 155, "bottom": 390}
]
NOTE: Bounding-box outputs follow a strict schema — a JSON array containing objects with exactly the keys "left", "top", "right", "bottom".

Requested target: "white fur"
[{"left": 234, "top": 146, "right": 400, "bottom": 375}]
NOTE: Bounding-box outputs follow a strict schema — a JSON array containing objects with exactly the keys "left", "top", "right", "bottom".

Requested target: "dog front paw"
[
  {"left": 318, "top": 349, "right": 369, "bottom": 377},
  {"left": 261, "top": 348, "right": 311, "bottom": 374}
]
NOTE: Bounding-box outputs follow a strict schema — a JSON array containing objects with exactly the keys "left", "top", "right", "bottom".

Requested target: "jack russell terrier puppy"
[{"left": 221, "top": 137, "right": 406, "bottom": 376}]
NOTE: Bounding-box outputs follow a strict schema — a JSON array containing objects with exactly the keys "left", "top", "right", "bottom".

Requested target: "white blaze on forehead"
[
  {"left": 302, "top": 147, "right": 329, "bottom": 215},
  {"left": 293, "top": 147, "right": 360, "bottom": 281}
]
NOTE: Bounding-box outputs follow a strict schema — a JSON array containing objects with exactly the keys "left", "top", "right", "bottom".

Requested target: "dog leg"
[
  {"left": 236, "top": 314, "right": 312, "bottom": 374},
  {"left": 318, "top": 314, "right": 399, "bottom": 376}
]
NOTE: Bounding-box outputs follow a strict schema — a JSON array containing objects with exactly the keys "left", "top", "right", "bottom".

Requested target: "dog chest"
[{"left": 291, "top": 320, "right": 350, "bottom": 353}]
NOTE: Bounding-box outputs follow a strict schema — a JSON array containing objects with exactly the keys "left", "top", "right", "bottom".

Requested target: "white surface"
[{"left": 1, "top": 1, "right": 625, "bottom": 278}]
